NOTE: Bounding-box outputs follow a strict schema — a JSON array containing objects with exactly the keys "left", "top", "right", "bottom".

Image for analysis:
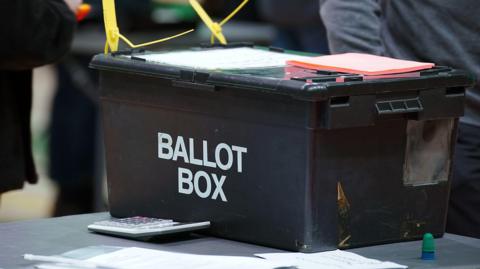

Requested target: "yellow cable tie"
[
  {"left": 102, "top": 0, "right": 194, "bottom": 53},
  {"left": 189, "top": 0, "right": 227, "bottom": 45},
  {"left": 118, "top": 29, "right": 195, "bottom": 49},
  {"left": 104, "top": 41, "right": 109, "bottom": 54},
  {"left": 102, "top": 0, "right": 120, "bottom": 53},
  {"left": 189, "top": 0, "right": 249, "bottom": 45},
  {"left": 220, "top": 0, "right": 249, "bottom": 26}
]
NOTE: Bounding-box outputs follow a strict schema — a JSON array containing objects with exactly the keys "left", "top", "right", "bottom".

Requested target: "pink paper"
[{"left": 287, "top": 53, "right": 434, "bottom": 75}]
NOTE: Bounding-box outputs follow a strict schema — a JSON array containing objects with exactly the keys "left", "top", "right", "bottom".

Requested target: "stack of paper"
[
  {"left": 86, "top": 247, "right": 287, "bottom": 269},
  {"left": 287, "top": 53, "right": 434, "bottom": 75},
  {"left": 137, "top": 47, "right": 310, "bottom": 70},
  {"left": 256, "top": 250, "right": 407, "bottom": 269},
  {"left": 30, "top": 247, "right": 407, "bottom": 269}
]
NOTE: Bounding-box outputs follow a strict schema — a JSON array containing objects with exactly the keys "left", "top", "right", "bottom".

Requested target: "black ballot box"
[{"left": 90, "top": 46, "right": 474, "bottom": 252}]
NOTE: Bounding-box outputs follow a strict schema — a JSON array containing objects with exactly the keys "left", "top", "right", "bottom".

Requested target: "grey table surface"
[{"left": 0, "top": 212, "right": 479, "bottom": 268}]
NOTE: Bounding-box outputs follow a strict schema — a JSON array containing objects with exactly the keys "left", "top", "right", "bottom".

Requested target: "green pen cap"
[{"left": 422, "top": 233, "right": 435, "bottom": 252}]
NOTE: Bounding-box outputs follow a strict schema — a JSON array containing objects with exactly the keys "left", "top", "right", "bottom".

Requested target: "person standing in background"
[
  {"left": 0, "top": 0, "right": 81, "bottom": 198},
  {"left": 48, "top": 0, "right": 152, "bottom": 217},
  {"left": 257, "top": 0, "right": 329, "bottom": 54},
  {"left": 319, "top": 0, "right": 480, "bottom": 238}
]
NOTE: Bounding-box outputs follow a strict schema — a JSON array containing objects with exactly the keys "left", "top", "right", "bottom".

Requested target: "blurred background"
[{"left": 0, "top": 0, "right": 328, "bottom": 222}]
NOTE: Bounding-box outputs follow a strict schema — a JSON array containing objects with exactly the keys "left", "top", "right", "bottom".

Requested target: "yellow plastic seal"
[
  {"left": 102, "top": 0, "right": 194, "bottom": 54},
  {"left": 189, "top": 0, "right": 249, "bottom": 45},
  {"left": 102, "top": 0, "right": 119, "bottom": 53}
]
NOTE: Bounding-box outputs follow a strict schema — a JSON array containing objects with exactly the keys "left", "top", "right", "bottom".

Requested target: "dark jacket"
[
  {"left": 256, "top": 0, "right": 329, "bottom": 54},
  {"left": 0, "top": 0, "right": 76, "bottom": 193},
  {"left": 320, "top": 0, "right": 480, "bottom": 127}
]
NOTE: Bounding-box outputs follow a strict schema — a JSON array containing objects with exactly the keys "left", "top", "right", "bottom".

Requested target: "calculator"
[{"left": 88, "top": 216, "right": 210, "bottom": 238}]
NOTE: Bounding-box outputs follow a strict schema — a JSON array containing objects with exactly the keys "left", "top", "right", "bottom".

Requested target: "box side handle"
[
  {"left": 375, "top": 98, "right": 424, "bottom": 115},
  {"left": 173, "top": 70, "right": 217, "bottom": 92},
  {"left": 172, "top": 80, "right": 216, "bottom": 92}
]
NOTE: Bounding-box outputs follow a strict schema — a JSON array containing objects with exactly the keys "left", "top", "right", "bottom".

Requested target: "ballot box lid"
[{"left": 90, "top": 45, "right": 474, "bottom": 101}]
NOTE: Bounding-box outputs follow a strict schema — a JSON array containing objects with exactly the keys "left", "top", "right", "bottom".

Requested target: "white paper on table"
[
  {"left": 86, "top": 247, "right": 292, "bottom": 269},
  {"left": 137, "top": 47, "right": 311, "bottom": 70},
  {"left": 35, "top": 264, "right": 89, "bottom": 269},
  {"left": 255, "top": 249, "right": 408, "bottom": 269}
]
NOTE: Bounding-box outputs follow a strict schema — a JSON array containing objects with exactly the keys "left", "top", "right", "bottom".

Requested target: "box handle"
[
  {"left": 375, "top": 98, "right": 423, "bottom": 115},
  {"left": 172, "top": 80, "right": 216, "bottom": 92},
  {"left": 173, "top": 70, "right": 217, "bottom": 92}
]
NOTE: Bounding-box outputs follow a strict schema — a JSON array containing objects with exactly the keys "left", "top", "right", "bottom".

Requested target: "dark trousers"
[
  {"left": 49, "top": 58, "right": 100, "bottom": 217},
  {"left": 446, "top": 122, "right": 480, "bottom": 238}
]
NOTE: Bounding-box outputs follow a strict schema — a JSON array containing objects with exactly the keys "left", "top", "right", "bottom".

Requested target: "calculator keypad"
[
  {"left": 93, "top": 216, "right": 178, "bottom": 229},
  {"left": 88, "top": 216, "right": 210, "bottom": 238}
]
